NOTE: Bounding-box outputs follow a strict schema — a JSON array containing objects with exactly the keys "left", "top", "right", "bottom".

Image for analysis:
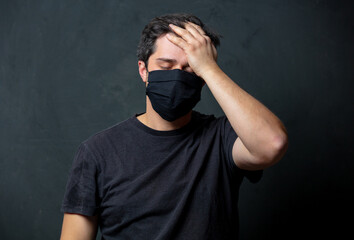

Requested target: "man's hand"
[{"left": 166, "top": 22, "right": 219, "bottom": 78}]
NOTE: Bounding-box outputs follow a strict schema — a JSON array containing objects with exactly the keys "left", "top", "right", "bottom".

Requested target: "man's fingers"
[
  {"left": 166, "top": 33, "right": 188, "bottom": 50},
  {"left": 184, "top": 23, "right": 206, "bottom": 42},
  {"left": 187, "top": 22, "right": 206, "bottom": 36},
  {"left": 169, "top": 24, "right": 195, "bottom": 44},
  {"left": 187, "top": 22, "right": 217, "bottom": 59}
]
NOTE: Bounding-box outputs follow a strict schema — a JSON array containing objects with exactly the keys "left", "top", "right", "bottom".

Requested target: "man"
[{"left": 60, "top": 13, "right": 288, "bottom": 239}]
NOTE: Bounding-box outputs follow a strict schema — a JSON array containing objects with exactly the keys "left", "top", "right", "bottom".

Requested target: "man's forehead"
[{"left": 152, "top": 34, "right": 185, "bottom": 59}]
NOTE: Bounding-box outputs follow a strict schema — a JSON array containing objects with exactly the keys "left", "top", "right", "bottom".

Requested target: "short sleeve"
[
  {"left": 219, "top": 116, "right": 263, "bottom": 183},
  {"left": 61, "top": 143, "right": 101, "bottom": 216}
]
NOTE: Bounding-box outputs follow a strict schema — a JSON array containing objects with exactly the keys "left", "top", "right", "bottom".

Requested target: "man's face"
[
  {"left": 138, "top": 33, "right": 195, "bottom": 84},
  {"left": 148, "top": 33, "right": 194, "bottom": 73}
]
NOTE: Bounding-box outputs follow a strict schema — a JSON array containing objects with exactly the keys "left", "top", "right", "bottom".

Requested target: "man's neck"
[{"left": 137, "top": 97, "right": 192, "bottom": 131}]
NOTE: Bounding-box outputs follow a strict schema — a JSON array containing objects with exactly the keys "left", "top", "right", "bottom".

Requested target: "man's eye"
[{"left": 160, "top": 66, "right": 171, "bottom": 70}]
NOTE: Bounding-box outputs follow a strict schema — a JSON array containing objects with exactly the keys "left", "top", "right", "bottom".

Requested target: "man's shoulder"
[{"left": 82, "top": 115, "right": 137, "bottom": 148}]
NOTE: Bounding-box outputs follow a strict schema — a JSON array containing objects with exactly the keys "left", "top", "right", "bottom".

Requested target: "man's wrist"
[{"left": 199, "top": 63, "right": 223, "bottom": 83}]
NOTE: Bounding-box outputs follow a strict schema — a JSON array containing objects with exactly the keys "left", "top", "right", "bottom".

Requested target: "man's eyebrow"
[{"left": 156, "top": 58, "right": 177, "bottom": 63}]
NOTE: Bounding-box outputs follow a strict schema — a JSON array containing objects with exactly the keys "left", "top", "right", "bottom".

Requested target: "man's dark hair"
[{"left": 137, "top": 13, "right": 221, "bottom": 66}]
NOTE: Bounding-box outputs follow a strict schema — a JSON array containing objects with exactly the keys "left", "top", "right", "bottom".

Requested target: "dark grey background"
[{"left": 0, "top": 0, "right": 353, "bottom": 239}]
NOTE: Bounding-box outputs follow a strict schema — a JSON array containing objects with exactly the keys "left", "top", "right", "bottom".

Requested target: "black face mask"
[{"left": 146, "top": 69, "right": 204, "bottom": 122}]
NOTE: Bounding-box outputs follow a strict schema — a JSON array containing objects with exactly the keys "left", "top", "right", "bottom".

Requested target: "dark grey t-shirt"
[{"left": 61, "top": 111, "right": 262, "bottom": 240}]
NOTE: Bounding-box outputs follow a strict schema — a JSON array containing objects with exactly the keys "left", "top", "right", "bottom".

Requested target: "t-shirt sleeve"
[
  {"left": 219, "top": 116, "right": 263, "bottom": 183},
  {"left": 61, "top": 143, "right": 101, "bottom": 216}
]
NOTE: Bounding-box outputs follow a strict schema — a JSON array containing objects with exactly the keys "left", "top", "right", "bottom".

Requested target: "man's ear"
[{"left": 138, "top": 60, "right": 148, "bottom": 83}]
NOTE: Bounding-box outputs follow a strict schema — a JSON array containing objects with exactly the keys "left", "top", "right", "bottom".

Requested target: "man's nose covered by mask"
[{"left": 146, "top": 69, "right": 204, "bottom": 122}]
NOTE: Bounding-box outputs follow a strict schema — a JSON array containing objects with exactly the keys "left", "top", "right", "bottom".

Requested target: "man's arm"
[
  {"left": 60, "top": 213, "right": 98, "bottom": 240},
  {"left": 200, "top": 67, "right": 288, "bottom": 170},
  {"left": 167, "top": 22, "right": 288, "bottom": 170}
]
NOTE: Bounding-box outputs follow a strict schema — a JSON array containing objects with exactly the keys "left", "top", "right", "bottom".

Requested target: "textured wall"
[{"left": 0, "top": 0, "right": 353, "bottom": 239}]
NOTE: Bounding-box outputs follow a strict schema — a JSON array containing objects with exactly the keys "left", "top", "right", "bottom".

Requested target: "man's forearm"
[{"left": 201, "top": 65, "right": 288, "bottom": 166}]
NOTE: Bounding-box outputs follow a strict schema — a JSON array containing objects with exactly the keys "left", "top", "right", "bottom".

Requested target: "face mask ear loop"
[
  {"left": 145, "top": 63, "right": 149, "bottom": 87},
  {"left": 145, "top": 62, "right": 148, "bottom": 72}
]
